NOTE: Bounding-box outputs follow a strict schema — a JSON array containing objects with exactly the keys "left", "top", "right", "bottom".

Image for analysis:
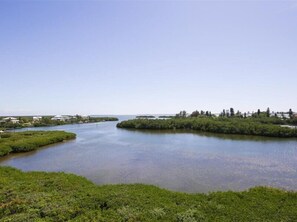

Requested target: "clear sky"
[{"left": 1, "top": 0, "right": 296, "bottom": 115}]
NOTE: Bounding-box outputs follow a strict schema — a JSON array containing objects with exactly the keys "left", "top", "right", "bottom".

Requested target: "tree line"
[{"left": 174, "top": 108, "right": 297, "bottom": 126}]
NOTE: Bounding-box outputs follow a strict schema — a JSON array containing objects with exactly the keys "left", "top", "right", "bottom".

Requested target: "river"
[{"left": 1, "top": 115, "right": 297, "bottom": 193}]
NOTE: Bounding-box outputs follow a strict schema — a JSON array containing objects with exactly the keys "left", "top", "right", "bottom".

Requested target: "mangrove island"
[{"left": 117, "top": 108, "right": 297, "bottom": 138}]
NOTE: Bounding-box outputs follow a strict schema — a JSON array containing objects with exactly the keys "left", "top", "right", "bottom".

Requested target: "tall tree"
[
  {"left": 226, "top": 110, "right": 230, "bottom": 118},
  {"left": 190, "top": 110, "right": 199, "bottom": 117},
  {"left": 176, "top": 111, "right": 187, "bottom": 118},
  {"left": 289, "top": 108, "right": 293, "bottom": 117},
  {"left": 230, "top": 108, "right": 235, "bottom": 117},
  {"left": 266, "top": 107, "right": 270, "bottom": 117},
  {"left": 182, "top": 110, "right": 187, "bottom": 118}
]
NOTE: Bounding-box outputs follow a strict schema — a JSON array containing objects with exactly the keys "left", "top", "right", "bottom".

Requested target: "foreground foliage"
[
  {"left": 117, "top": 117, "right": 297, "bottom": 138},
  {"left": 0, "top": 131, "right": 76, "bottom": 157},
  {"left": 0, "top": 167, "right": 296, "bottom": 221}
]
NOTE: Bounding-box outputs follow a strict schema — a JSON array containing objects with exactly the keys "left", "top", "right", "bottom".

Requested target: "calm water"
[{"left": 1, "top": 115, "right": 297, "bottom": 193}]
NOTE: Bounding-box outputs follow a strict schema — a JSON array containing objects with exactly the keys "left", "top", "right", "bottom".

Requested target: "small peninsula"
[{"left": 0, "top": 131, "right": 76, "bottom": 157}]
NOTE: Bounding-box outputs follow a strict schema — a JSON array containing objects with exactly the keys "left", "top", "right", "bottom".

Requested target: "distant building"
[
  {"left": 276, "top": 113, "right": 290, "bottom": 119},
  {"left": 51, "top": 115, "right": 73, "bottom": 121},
  {"left": 51, "top": 115, "right": 62, "bottom": 121},
  {"left": 3, "top": 117, "right": 17, "bottom": 120},
  {"left": 33, "top": 116, "right": 42, "bottom": 121},
  {"left": 283, "top": 114, "right": 290, "bottom": 119},
  {"left": 10, "top": 119, "right": 19, "bottom": 124},
  {"left": 276, "top": 113, "right": 283, "bottom": 118},
  {"left": 1, "top": 117, "right": 19, "bottom": 124}
]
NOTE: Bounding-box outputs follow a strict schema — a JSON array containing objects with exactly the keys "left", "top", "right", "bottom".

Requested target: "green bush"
[
  {"left": 0, "top": 144, "right": 12, "bottom": 156},
  {"left": 0, "top": 131, "right": 76, "bottom": 156},
  {"left": 117, "top": 118, "right": 297, "bottom": 138},
  {"left": 0, "top": 167, "right": 297, "bottom": 221}
]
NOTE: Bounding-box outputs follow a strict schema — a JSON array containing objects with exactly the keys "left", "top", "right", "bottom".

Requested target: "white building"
[
  {"left": 283, "top": 114, "right": 290, "bottom": 119},
  {"left": 1, "top": 117, "right": 19, "bottom": 124},
  {"left": 33, "top": 116, "right": 42, "bottom": 121},
  {"left": 51, "top": 115, "right": 65, "bottom": 121},
  {"left": 51, "top": 115, "right": 72, "bottom": 121},
  {"left": 276, "top": 113, "right": 290, "bottom": 119}
]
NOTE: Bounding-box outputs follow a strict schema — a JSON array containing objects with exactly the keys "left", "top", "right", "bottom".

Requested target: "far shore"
[{"left": 0, "top": 115, "right": 118, "bottom": 131}]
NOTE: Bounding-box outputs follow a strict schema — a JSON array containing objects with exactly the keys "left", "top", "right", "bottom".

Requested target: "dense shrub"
[
  {"left": 117, "top": 118, "right": 297, "bottom": 138},
  {"left": 0, "top": 167, "right": 297, "bottom": 221},
  {"left": 0, "top": 131, "right": 76, "bottom": 156},
  {"left": 0, "top": 144, "right": 12, "bottom": 156}
]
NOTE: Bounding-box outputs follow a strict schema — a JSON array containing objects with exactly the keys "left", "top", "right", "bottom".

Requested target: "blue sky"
[{"left": 1, "top": 1, "right": 296, "bottom": 115}]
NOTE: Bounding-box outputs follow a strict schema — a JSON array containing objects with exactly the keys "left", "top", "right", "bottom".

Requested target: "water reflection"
[{"left": 121, "top": 128, "right": 297, "bottom": 142}]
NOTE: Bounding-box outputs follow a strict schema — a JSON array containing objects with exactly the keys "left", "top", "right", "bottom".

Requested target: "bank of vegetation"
[
  {"left": 0, "top": 166, "right": 296, "bottom": 221},
  {"left": 0, "top": 116, "right": 118, "bottom": 130},
  {"left": 117, "top": 108, "right": 297, "bottom": 138},
  {"left": 31, "top": 116, "right": 118, "bottom": 128},
  {"left": 0, "top": 131, "right": 76, "bottom": 157},
  {"left": 117, "top": 117, "right": 297, "bottom": 138}
]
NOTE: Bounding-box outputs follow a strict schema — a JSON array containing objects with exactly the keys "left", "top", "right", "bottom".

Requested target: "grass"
[
  {"left": 0, "top": 166, "right": 296, "bottom": 221},
  {"left": 0, "top": 131, "right": 76, "bottom": 157}
]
